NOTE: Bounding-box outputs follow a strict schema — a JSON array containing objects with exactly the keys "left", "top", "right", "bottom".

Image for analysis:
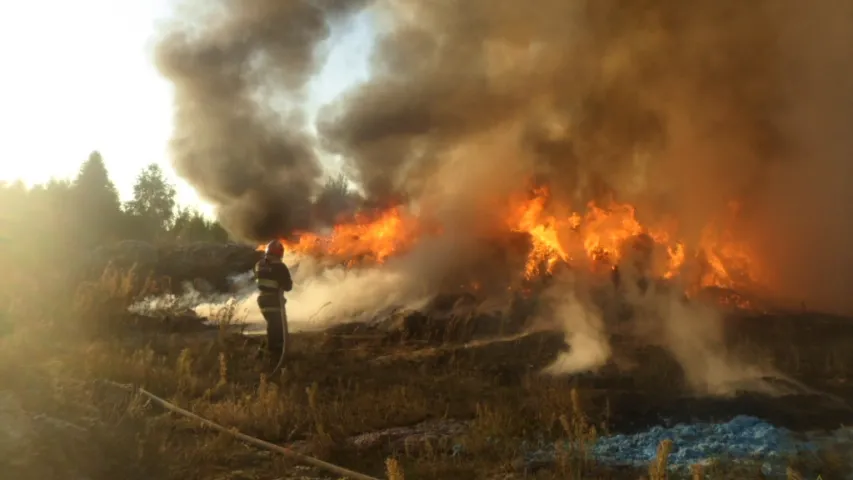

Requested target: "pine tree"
[{"left": 70, "top": 151, "right": 123, "bottom": 246}]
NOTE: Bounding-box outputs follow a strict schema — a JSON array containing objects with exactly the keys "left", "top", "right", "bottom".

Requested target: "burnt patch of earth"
[
  {"left": 557, "top": 310, "right": 853, "bottom": 435},
  {"left": 322, "top": 303, "right": 853, "bottom": 437},
  {"left": 31, "top": 292, "right": 851, "bottom": 479}
]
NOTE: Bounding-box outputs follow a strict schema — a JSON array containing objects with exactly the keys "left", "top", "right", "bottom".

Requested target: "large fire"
[
  {"left": 260, "top": 185, "right": 762, "bottom": 303},
  {"left": 501, "top": 188, "right": 761, "bottom": 296},
  {"left": 270, "top": 207, "right": 427, "bottom": 267}
]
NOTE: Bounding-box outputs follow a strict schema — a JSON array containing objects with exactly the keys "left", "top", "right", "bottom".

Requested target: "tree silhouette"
[
  {"left": 125, "top": 163, "right": 177, "bottom": 239},
  {"left": 314, "top": 173, "right": 360, "bottom": 224},
  {"left": 171, "top": 207, "right": 230, "bottom": 243},
  {"left": 70, "top": 152, "right": 123, "bottom": 246},
  {"left": 2, "top": 154, "right": 231, "bottom": 252}
]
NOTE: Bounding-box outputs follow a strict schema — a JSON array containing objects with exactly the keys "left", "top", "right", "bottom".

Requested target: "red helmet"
[{"left": 265, "top": 239, "right": 284, "bottom": 258}]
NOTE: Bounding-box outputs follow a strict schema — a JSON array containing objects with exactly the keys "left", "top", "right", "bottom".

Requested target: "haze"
[{"left": 0, "top": 0, "right": 374, "bottom": 210}]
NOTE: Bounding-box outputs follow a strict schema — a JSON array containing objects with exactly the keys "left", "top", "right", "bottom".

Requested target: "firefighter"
[{"left": 254, "top": 239, "right": 293, "bottom": 367}]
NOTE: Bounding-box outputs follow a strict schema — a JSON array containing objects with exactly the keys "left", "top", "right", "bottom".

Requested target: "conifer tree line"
[{"left": 0, "top": 151, "right": 230, "bottom": 251}]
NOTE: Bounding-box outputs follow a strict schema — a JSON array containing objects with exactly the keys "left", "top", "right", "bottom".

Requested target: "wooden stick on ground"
[{"left": 102, "top": 380, "right": 382, "bottom": 480}]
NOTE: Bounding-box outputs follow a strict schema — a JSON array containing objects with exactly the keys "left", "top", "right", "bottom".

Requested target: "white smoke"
[
  {"left": 129, "top": 251, "right": 436, "bottom": 333},
  {"left": 126, "top": 244, "right": 801, "bottom": 399},
  {"left": 539, "top": 274, "right": 613, "bottom": 375},
  {"left": 537, "top": 266, "right": 798, "bottom": 397},
  {"left": 127, "top": 271, "right": 256, "bottom": 317}
]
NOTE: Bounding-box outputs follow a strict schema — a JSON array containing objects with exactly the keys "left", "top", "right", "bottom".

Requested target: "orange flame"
[
  {"left": 506, "top": 186, "right": 761, "bottom": 291},
  {"left": 259, "top": 184, "right": 762, "bottom": 301},
  {"left": 272, "top": 207, "right": 422, "bottom": 267},
  {"left": 507, "top": 187, "right": 571, "bottom": 279}
]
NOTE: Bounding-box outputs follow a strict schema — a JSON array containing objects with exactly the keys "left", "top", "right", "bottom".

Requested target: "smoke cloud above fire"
[
  {"left": 156, "top": 0, "right": 853, "bottom": 316},
  {"left": 153, "top": 0, "right": 369, "bottom": 240},
  {"left": 152, "top": 0, "right": 852, "bottom": 397}
]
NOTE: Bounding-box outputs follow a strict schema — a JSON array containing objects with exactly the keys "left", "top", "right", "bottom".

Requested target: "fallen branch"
[{"left": 101, "top": 380, "right": 382, "bottom": 480}]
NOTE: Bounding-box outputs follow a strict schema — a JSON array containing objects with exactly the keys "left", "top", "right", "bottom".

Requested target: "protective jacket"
[
  {"left": 254, "top": 255, "right": 293, "bottom": 357},
  {"left": 253, "top": 255, "right": 293, "bottom": 311}
]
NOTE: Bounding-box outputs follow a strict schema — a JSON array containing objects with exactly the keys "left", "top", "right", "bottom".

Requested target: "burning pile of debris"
[
  {"left": 131, "top": 0, "right": 853, "bottom": 397},
  {"left": 144, "top": 0, "right": 853, "bottom": 329},
  {"left": 271, "top": 184, "right": 767, "bottom": 314},
  {"left": 107, "top": 183, "right": 775, "bottom": 347},
  {"left": 226, "top": 181, "right": 781, "bottom": 354}
]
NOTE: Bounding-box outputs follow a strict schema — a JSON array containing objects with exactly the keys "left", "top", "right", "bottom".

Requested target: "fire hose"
[
  {"left": 270, "top": 299, "right": 289, "bottom": 376},
  {"left": 101, "top": 379, "right": 381, "bottom": 480},
  {"left": 269, "top": 300, "right": 332, "bottom": 376}
]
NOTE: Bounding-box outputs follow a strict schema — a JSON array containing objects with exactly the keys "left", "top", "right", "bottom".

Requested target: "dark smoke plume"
[
  {"left": 323, "top": 1, "right": 796, "bottom": 225},
  {"left": 156, "top": 0, "right": 853, "bottom": 314},
  {"left": 154, "top": 0, "right": 366, "bottom": 242},
  {"left": 317, "top": 0, "right": 853, "bottom": 315}
]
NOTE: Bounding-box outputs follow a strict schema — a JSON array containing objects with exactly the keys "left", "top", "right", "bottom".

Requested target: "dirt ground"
[{"left": 1, "top": 306, "right": 853, "bottom": 480}]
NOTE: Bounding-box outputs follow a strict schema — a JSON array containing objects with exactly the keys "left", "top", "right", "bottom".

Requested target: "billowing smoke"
[
  {"left": 154, "top": 0, "right": 368, "bottom": 241},
  {"left": 153, "top": 0, "right": 853, "bottom": 394},
  {"left": 538, "top": 272, "right": 807, "bottom": 397},
  {"left": 130, "top": 251, "right": 436, "bottom": 333},
  {"left": 321, "top": 1, "right": 785, "bottom": 216},
  {"left": 539, "top": 275, "right": 612, "bottom": 376},
  {"left": 314, "top": 0, "right": 853, "bottom": 315},
  {"left": 156, "top": 0, "right": 853, "bottom": 313}
]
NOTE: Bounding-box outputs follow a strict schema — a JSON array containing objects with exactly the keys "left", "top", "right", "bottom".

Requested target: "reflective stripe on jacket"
[{"left": 253, "top": 256, "right": 293, "bottom": 300}]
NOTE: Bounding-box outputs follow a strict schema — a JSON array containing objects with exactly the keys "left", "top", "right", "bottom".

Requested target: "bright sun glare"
[{"left": 0, "top": 0, "right": 374, "bottom": 214}]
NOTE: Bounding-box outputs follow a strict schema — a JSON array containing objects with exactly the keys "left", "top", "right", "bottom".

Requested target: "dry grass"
[{"left": 1, "top": 264, "right": 852, "bottom": 479}]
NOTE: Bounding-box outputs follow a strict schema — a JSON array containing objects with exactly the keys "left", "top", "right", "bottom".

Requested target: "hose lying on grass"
[{"left": 101, "top": 379, "right": 382, "bottom": 480}]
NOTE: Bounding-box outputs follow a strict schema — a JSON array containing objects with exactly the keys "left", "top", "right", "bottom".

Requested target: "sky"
[{"left": 0, "top": 1, "right": 375, "bottom": 215}]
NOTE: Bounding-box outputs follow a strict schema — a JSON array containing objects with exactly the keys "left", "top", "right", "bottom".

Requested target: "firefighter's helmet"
[{"left": 265, "top": 239, "right": 284, "bottom": 258}]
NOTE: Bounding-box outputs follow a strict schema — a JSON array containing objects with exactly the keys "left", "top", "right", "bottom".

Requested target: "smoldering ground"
[{"left": 152, "top": 0, "right": 853, "bottom": 395}]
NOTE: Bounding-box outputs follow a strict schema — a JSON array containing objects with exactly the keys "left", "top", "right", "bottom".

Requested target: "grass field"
[{"left": 2, "top": 266, "right": 853, "bottom": 479}]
